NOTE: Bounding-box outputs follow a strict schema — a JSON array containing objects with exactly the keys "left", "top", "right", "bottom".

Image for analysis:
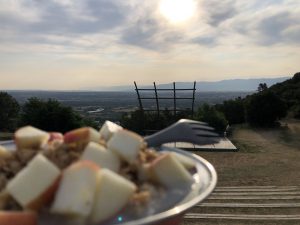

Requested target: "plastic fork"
[{"left": 144, "top": 119, "right": 220, "bottom": 147}]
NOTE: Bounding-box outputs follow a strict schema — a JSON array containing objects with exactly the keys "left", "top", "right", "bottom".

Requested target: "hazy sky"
[{"left": 0, "top": 0, "right": 299, "bottom": 90}]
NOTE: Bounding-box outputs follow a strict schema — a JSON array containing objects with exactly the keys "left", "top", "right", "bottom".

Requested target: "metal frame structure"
[{"left": 134, "top": 81, "right": 196, "bottom": 118}]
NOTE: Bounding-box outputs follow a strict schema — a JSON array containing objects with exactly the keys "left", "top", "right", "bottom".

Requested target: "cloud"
[
  {"left": 256, "top": 10, "right": 300, "bottom": 45},
  {"left": 0, "top": 0, "right": 128, "bottom": 36},
  {"left": 121, "top": 17, "right": 184, "bottom": 50},
  {"left": 201, "top": 0, "right": 237, "bottom": 26},
  {"left": 0, "top": 0, "right": 299, "bottom": 53},
  {"left": 191, "top": 35, "right": 217, "bottom": 47},
  {"left": 216, "top": 1, "right": 300, "bottom": 47}
]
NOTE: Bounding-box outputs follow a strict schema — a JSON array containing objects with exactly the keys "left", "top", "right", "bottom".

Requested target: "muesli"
[{"left": 0, "top": 121, "right": 196, "bottom": 225}]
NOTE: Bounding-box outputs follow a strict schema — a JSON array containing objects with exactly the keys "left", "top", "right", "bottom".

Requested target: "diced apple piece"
[
  {"left": 14, "top": 126, "right": 50, "bottom": 150},
  {"left": 48, "top": 132, "right": 64, "bottom": 143},
  {"left": 150, "top": 153, "right": 194, "bottom": 189},
  {"left": 90, "top": 169, "right": 136, "bottom": 224},
  {"left": 81, "top": 142, "right": 120, "bottom": 172},
  {"left": 64, "top": 127, "right": 100, "bottom": 144},
  {"left": 107, "top": 130, "right": 145, "bottom": 164},
  {"left": 171, "top": 152, "right": 196, "bottom": 170},
  {"left": 6, "top": 154, "right": 60, "bottom": 210},
  {"left": 0, "top": 211, "right": 38, "bottom": 225},
  {"left": 99, "top": 121, "right": 122, "bottom": 141},
  {"left": 51, "top": 161, "right": 99, "bottom": 217},
  {"left": 137, "top": 163, "right": 153, "bottom": 181},
  {"left": 0, "top": 145, "right": 12, "bottom": 158}
]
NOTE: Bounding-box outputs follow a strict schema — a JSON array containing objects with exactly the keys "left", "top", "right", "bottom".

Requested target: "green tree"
[
  {"left": 257, "top": 83, "right": 268, "bottom": 92},
  {"left": 0, "top": 92, "right": 20, "bottom": 131},
  {"left": 292, "top": 103, "right": 300, "bottom": 119},
  {"left": 195, "top": 104, "right": 228, "bottom": 133},
  {"left": 120, "top": 108, "right": 193, "bottom": 135},
  {"left": 21, "top": 98, "right": 97, "bottom": 133},
  {"left": 269, "top": 72, "right": 300, "bottom": 117},
  {"left": 121, "top": 110, "right": 145, "bottom": 134},
  {"left": 245, "top": 91, "right": 287, "bottom": 127},
  {"left": 216, "top": 97, "right": 245, "bottom": 125}
]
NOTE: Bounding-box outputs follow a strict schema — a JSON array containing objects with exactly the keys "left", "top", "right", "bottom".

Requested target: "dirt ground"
[
  {"left": 181, "top": 119, "right": 300, "bottom": 225},
  {"left": 192, "top": 119, "right": 300, "bottom": 186}
]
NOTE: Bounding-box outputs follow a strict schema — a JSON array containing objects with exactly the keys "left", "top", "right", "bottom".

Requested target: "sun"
[{"left": 159, "top": 0, "right": 196, "bottom": 24}]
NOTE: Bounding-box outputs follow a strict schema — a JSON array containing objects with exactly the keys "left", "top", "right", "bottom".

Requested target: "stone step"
[
  {"left": 212, "top": 191, "right": 300, "bottom": 196},
  {"left": 189, "top": 205, "right": 300, "bottom": 215},
  {"left": 215, "top": 187, "right": 300, "bottom": 192},
  {"left": 184, "top": 213, "right": 300, "bottom": 220},
  {"left": 196, "top": 202, "right": 300, "bottom": 208}
]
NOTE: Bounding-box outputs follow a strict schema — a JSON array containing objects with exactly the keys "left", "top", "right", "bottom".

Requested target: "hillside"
[{"left": 270, "top": 72, "right": 300, "bottom": 105}]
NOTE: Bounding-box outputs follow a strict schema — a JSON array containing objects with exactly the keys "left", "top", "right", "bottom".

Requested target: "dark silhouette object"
[
  {"left": 121, "top": 109, "right": 191, "bottom": 135},
  {"left": 195, "top": 103, "right": 228, "bottom": 133},
  {"left": 20, "top": 98, "right": 97, "bottom": 133},
  {"left": 0, "top": 92, "right": 20, "bottom": 131},
  {"left": 257, "top": 83, "right": 268, "bottom": 92},
  {"left": 134, "top": 81, "right": 196, "bottom": 117},
  {"left": 216, "top": 97, "right": 245, "bottom": 125},
  {"left": 245, "top": 91, "right": 287, "bottom": 127},
  {"left": 269, "top": 72, "right": 300, "bottom": 107},
  {"left": 133, "top": 81, "right": 196, "bottom": 134}
]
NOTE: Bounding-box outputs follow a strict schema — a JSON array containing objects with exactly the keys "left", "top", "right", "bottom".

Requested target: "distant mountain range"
[{"left": 89, "top": 77, "right": 290, "bottom": 92}]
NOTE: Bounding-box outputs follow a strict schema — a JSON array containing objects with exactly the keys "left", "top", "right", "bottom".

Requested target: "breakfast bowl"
[{"left": 0, "top": 124, "right": 217, "bottom": 225}]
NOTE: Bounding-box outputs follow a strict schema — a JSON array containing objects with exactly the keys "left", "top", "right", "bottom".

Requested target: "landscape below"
[{"left": 6, "top": 91, "right": 252, "bottom": 123}]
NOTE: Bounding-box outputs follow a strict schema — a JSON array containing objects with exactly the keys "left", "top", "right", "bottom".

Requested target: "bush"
[
  {"left": 245, "top": 91, "right": 287, "bottom": 127},
  {"left": 20, "top": 98, "right": 98, "bottom": 133},
  {"left": 292, "top": 103, "right": 300, "bottom": 119},
  {"left": 195, "top": 104, "right": 228, "bottom": 133},
  {"left": 216, "top": 97, "right": 245, "bottom": 125},
  {"left": 120, "top": 108, "right": 192, "bottom": 135},
  {"left": 0, "top": 92, "right": 20, "bottom": 131}
]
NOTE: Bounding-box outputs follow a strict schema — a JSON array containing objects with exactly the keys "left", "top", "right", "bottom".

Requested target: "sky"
[{"left": 0, "top": 0, "right": 299, "bottom": 90}]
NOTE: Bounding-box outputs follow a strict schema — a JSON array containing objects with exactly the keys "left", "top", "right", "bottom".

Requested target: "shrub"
[
  {"left": 20, "top": 98, "right": 97, "bottom": 133},
  {"left": 245, "top": 91, "right": 287, "bottom": 127},
  {"left": 120, "top": 108, "right": 193, "bottom": 135},
  {"left": 292, "top": 103, "right": 300, "bottom": 119},
  {"left": 195, "top": 104, "right": 228, "bottom": 133},
  {"left": 216, "top": 97, "right": 245, "bottom": 125},
  {"left": 0, "top": 92, "right": 20, "bottom": 131}
]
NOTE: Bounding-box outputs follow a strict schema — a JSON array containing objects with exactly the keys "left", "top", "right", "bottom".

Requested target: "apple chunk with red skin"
[
  {"left": 51, "top": 160, "right": 99, "bottom": 218},
  {"left": 81, "top": 142, "right": 121, "bottom": 172},
  {"left": 0, "top": 211, "right": 38, "bottom": 225},
  {"left": 48, "top": 132, "right": 64, "bottom": 143},
  {"left": 64, "top": 127, "right": 100, "bottom": 145},
  {"left": 150, "top": 153, "right": 194, "bottom": 189},
  {"left": 6, "top": 154, "right": 61, "bottom": 210},
  {"left": 99, "top": 120, "right": 122, "bottom": 141},
  {"left": 107, "top": 129, "right": 145, "bottom": 164},
  {"left": 89, "top": 169, "right": 137, "bottom": 224},
  {"left": 14, "top": 126, "right": 50, "bottom": 150}
]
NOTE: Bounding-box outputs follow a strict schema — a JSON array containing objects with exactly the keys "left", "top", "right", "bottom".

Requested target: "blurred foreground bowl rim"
[{"left": 120, "top": 146, "right": 218, "bottom": 225}]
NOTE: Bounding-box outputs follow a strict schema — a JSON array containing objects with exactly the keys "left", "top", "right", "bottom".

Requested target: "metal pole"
[
  {"left": 191, "top": 81, "right": 196, "bottom": 118},
  {"left": 153, "top": 82, "right": 160, "bottom": 117},
  {"left": 134, "top": 81, "right": 143, "bottom": 113},
  {"left": 173, "top": 82, "right": 176, "bottom": 116}
]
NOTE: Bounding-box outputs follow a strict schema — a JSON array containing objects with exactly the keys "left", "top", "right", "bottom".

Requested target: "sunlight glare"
[{"left": 159, "top": 0, "right": 196, "bottom": 24}]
